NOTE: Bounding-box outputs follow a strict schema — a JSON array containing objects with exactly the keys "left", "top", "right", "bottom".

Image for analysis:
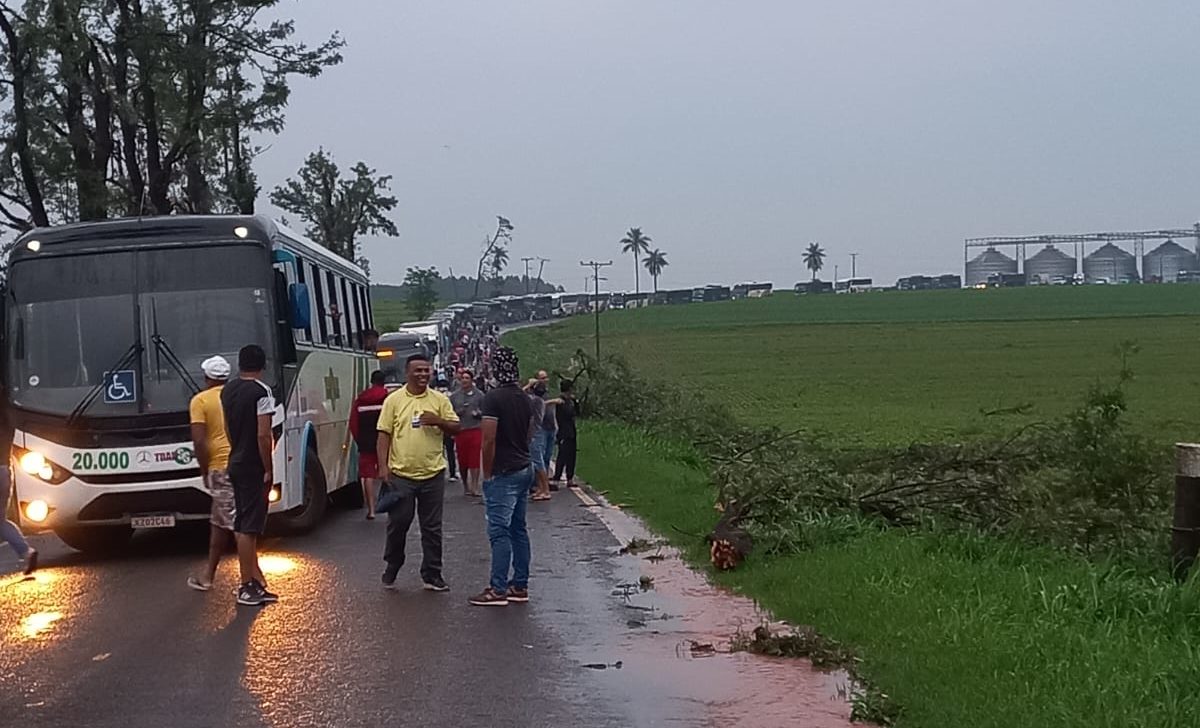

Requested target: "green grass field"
[
  {"left": 507, "top": 286, "right": 1200, "bottom": 727},
  {"left": 510, "top": 286, "right": 1200, "bottom": 446},
  {"left": 574, "top": 417, "right": 1200, "bottom": 728}
]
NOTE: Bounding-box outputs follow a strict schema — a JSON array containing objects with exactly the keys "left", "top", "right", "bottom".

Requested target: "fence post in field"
[{"left": 1171, "top": 443, "right": 1200, "bottom": 581}]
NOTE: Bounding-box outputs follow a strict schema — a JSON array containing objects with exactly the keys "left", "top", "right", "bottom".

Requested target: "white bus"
[{"left": 4, "top": 215, "right": 375, "bottom": 551}]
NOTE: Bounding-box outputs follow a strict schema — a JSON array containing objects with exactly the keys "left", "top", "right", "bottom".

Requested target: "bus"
[{"left": 4, "top": 215, "right": 375, "bottom": 551}]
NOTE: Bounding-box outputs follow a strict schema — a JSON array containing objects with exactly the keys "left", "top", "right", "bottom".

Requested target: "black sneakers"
[
  {"left": 423, "top": 576, "right": 450, "bottom": 592},
  {"left": 236, "top": 580, "right": 275, "bottom": 606},
  {"left": 382, "top": 566, "right": 400, "bottom": 591}
]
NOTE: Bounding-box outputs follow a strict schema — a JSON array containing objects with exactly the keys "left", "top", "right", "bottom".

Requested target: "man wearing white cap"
[{"left": 187, "top": 355, "right": 238, "bottom": 591}]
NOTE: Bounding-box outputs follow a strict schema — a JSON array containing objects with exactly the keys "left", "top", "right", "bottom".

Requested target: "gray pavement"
[
  {"left": 0, "top": 484, "right": 853, "bottom": 727},
  {"left": 0, "top": 487, "right": 690, "bottom": 727}
]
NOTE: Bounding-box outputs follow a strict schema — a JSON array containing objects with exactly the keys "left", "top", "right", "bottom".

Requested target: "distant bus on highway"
[{"left": 4, "top": 216, "right": 375, "bottom": 551}]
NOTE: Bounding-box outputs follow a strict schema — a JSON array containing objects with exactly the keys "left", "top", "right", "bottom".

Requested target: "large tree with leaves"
[
  {"left": 403, "top": 266, "right": 440, "bottom": 320},
  {"left": 642, "top": 248, "right": 668, "bottom": 292},
  {"left": 269, "top": 148, "right": 398, "bottom": 269},
  {"left": 802, "top": 242, "right": 826, "bottom": 281},
  {"left": 620, "top": 227, "right": 651, "bottom": 295},
  {"left": 0, "top": 0, "right": 343, "bottom": 232}
]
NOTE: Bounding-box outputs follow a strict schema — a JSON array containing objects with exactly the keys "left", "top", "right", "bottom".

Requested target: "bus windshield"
[{"left": 6, "top": 245, "right": 276, "bottom": 417}]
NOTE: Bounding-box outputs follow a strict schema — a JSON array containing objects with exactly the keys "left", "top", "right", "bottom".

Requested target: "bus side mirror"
[{"left": 288, "top": 283, "right": 311, "bottom": 330}]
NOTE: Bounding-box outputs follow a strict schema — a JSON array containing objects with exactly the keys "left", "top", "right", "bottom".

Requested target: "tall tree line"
[{"left": 0, "top": 0, "right": 343, "bottom": 232}]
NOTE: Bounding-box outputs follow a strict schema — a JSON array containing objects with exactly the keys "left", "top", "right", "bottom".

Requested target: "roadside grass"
[
  {"left": 508, "top": 288, "right": 1200, "bottom": 447},
  {"left": 578, "top": 420, "right": 1200, "bottom": 728}
]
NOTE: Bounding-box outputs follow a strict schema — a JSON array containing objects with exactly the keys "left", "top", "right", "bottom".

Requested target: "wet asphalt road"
[{"left": 0, "top": 487, "right": 692, "bottom": 728}]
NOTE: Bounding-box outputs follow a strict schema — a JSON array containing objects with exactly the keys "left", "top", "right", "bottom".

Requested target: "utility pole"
[
  {"left": 850, "top": 253, "right": 859, "bottom": 279},
  {"left": 580, "top": 260, "right": 613, "bottom": 359},
  {"left": 521, "top": 257, "right": 535, "bottom": 293},
  {"left": 535, "top": 257, "right": 550, "bottom": 292},
  {"left": 834, "top": 264, "right": 839, "bottom": 289}
]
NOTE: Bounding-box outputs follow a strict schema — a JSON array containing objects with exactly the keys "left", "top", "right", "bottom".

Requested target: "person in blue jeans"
[
  {"left": 470, "top": 347, "right": 535, "bottom": 607},
  {"left": 0, "top": 465, "right": 38, "bottom": 575}
]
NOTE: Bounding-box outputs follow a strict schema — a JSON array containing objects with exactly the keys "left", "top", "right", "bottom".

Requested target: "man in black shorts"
[{"left": 221, "top": 344, "right": 279, "bottom": 607}]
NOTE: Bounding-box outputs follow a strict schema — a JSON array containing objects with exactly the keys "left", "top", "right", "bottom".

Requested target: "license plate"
[{"left": 131, "top": 515, "right": 175, "bottom": 529}]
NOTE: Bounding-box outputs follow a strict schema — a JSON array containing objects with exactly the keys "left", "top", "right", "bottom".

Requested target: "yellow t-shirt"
[
  {"left": 189, "top": 386, "right": 231, "bottom": 472},
  {"left": 377, "top": 387, "right": 459, "bottom": 479}
]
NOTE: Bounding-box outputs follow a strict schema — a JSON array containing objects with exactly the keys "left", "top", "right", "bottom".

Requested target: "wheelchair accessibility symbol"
[{"left": 103, "top": 370, "right": 137, "bottom": 405}]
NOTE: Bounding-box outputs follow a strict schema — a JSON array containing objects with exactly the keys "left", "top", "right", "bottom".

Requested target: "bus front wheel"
[
  {"left": 276, "top": 452, "right": 328, "bottom": 533},
  {"left": 55, "top": 525, "right": 133, "bottom": 554}
]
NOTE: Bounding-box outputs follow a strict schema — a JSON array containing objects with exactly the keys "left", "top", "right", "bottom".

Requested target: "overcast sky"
[{"left": 256, "top": 1, "right": 1200, "bottom": 290}]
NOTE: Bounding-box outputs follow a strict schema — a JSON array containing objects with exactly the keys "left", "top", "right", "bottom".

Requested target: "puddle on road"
[{"left": 573, "top": 489, "right": 855, "bottom": 728}]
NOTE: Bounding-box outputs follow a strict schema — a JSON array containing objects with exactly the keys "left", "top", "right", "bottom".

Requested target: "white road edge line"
[{"left": 569, "top": 486, "right": 598, "bottom": 508}]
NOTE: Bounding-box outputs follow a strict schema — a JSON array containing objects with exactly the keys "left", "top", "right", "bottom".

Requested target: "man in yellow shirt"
[
  {"left": 376, "top": 353, "right": 461, "bottom": 591},
  {"left": 187, "top": 355, "right": 238, "bottom": 592}
]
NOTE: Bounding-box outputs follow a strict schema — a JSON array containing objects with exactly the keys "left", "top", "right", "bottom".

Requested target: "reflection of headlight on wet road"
[
  {"left": 258, "top": 554, "right": 297, "bottom": 576},
  {"left": 20, "top": 611, "right": 62, "bottom": 639}
]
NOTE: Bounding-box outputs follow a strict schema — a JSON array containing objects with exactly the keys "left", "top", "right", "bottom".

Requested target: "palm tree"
[
  {"left": 489, "top": 245, "right": 510, "bottom": 279},
  {"left": 620, "top": 227, "right": 652, "bottom": 294},
  {"left": 802, "top": 243, "right": 826, "bottom": 281},
  {"left": 643, "top": 249, "right": 669, "bottom": 292}
]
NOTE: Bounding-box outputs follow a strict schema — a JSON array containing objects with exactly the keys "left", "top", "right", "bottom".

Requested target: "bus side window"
[
  {"left": 293, "top": 253, "right": 313, "bottom": 343},
  {"left": 360, "top": 285, "right": 373, "bottom": 330},
  {"left": 310, "top": 262, "right": 329, "bottom": 345},
  {"left": 342, "top": 278, "right": 359, "bottom": 349},
  {"left": 325, "top": 269, "right": 343, "bottom": 348}
]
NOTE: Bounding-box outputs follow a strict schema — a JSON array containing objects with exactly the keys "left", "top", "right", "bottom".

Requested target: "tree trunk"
[
  {"left": 50, "top": 0, "right": 107, "bottom": 221},
  {"left": 112, "top": 3, "right": 145, "bottom": 216},
  {"left": 0, "top": 11, "right": 49, "bottom": 227},
  {"left": 633, "top": 253, "right": 640, "bottom": 295}
]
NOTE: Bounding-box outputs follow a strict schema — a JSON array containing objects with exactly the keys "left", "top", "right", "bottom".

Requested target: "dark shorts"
[{"left": 230, "top": 469, "right": 270, "bottom": 535}]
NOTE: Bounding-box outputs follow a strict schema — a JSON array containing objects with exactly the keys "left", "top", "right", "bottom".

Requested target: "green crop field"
[
  {"left": 507, "top": 286, "right": 1200, "bottom": 727},
  {"left": 509, "top": 286, "right": 1200, "bottom": 447}
]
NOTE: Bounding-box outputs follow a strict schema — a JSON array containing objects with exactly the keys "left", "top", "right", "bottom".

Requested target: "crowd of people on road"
[
  {"left": 160, "top": 320, "right": 581, "bottom": 609},
  {"left": 358, "top": 345, "right": 578, "bottom": 606},
  {"left": 0, "top": 321, "right": 577, "bottom": 609}
]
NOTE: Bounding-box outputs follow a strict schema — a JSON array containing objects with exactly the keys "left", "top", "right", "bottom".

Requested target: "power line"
[{"left": 580, "top": 260, "right": 613, "bottom": 358}]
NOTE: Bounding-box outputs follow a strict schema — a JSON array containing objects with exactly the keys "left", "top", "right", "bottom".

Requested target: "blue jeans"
[
  {"left": 483, "top": 465, "right": 535, "bottom": 593},
  {"left": 0, "top": 468, "right": 31, "bottom": 560},
  {"left": 531, "top": 428, "right": 555, "bottom": 473}
]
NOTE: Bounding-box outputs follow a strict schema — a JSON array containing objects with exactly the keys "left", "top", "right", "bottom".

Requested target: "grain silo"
[
  {"left": 1024, "top": 245, "right": 1076, "bottom": 284},
  {"left": 1083, "top": 243, "right": 1138, "bottom": 283},
  {"left": 965, "top": 247, "right": 1017, "bottom": 286},
  {"left": 1143, "top": 240, "right": 1198, "bottom": 282}
]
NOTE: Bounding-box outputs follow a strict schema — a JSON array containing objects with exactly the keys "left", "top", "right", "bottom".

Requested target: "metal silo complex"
[
  {"left": 1083, "top": 243, "right": 1138, "bottom": 283},
  {"left": 965, "top": 247, "right": 1017, "bottom": 286},
  {"left": 1024, "top": 245, "right": 1076, "bottom": 284},
  {"left": 1143, "top": 240, "right": 1198, "bottom": 282}
]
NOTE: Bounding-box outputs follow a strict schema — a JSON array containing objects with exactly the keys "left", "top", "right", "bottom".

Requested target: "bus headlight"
[
  {"left": 19, "top": 450, "right": 45, "bottom": 474},
  {"left": 268, "top": 485, "right": 281, "bottom": 503},
  {"left": 13, "top": 448, "right": 72, "bottom": 485},
  {"left": 24, "top": 500, "right": 49, "bottom": 523}
]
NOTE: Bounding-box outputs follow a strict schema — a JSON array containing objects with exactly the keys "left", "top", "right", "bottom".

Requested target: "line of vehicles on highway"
[{"left": 0, "top": 213, "right": 779, "bottom": 552}]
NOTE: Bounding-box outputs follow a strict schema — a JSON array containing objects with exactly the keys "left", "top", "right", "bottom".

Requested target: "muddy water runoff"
[{"left": 564, "top": 486, "right": 854, "bottom": 728}]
